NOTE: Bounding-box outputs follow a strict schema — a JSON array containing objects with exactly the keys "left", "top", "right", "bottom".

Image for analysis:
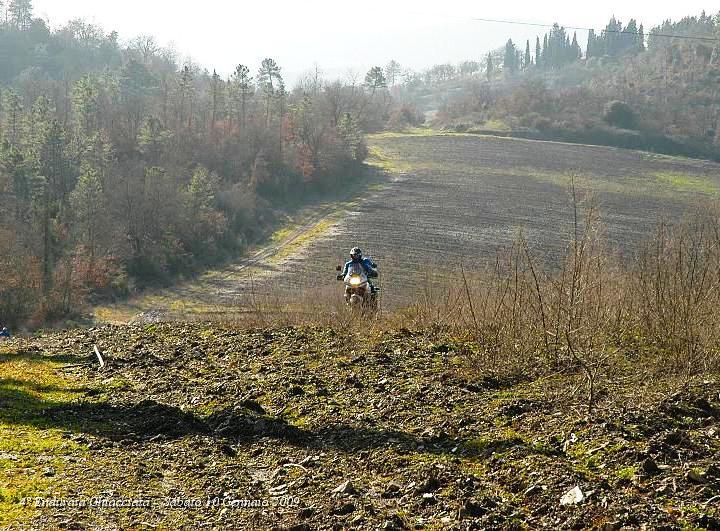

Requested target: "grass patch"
[
  {"left": 366, "top": 127, "right": 439, "bottom": 140},
  {"left": 0, "top": 347, "right": 89, "bottom": 527},
  {"left": 477, "top": 119, "right": 512, "bottom": 133},
  {"left": 616, "top": 465, "right": 638, "bottom": 481},
  {"left": 268, "top": 217, "right": 338, "bottom": 265},
  {"left": 654, "top": 172, "right": 718, "bottom": 194},
  {"left": 463, "top": 428, "right": 528, "bottom": 458}
]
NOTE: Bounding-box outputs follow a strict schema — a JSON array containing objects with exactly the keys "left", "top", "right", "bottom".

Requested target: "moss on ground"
[{"left": 0, "top": 346, "right": 89, "bottom": 527}]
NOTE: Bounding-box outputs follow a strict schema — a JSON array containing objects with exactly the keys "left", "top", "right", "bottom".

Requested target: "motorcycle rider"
[{"left": 338, "top": 247, "right": 378, "bottom": 292}]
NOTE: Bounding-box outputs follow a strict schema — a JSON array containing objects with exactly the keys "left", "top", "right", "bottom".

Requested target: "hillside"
[
  {"left": 1, "top": 324, "right": 719, "bottom": 529},
  {"left": 0, "top": 6, "right": 385, "bottom": 330},
  {"left": 401, "top": 13, "right": 720, "bottom": 160},
  {"left": 93, "top": 131, "right": 720, "bottom": 323}
]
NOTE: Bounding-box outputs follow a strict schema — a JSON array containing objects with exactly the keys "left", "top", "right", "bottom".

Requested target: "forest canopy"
[{"left": 0, "top": 1, "right": 393, "bottom": 326}]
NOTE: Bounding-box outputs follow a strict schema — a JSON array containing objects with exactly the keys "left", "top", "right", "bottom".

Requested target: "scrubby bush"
[
  {"left": 386, "top": 104, "right": 424, "bottom": 131},
  {"left": 602, "top": 101, "right": 639, "bottom": 130}
]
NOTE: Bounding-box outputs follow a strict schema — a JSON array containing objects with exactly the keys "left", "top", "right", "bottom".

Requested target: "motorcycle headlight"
[{"left": 349, "top": 276, "right": 362, "bottom": 286}]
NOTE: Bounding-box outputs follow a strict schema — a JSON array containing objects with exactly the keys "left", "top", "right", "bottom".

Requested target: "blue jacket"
[
  {"left": 0, "top": 327, "right": 10, "bottom": 338},
  {"left": 342, "top": 257, "right": 377, "bottom": 278}
]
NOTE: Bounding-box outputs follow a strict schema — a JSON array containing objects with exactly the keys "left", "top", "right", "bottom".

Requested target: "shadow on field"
[
  {"left": 1, "top": 387, "right": 558, "bottom": 458},
  {"left": 0, "top": 347, "right": 87, "bottom": 365}
]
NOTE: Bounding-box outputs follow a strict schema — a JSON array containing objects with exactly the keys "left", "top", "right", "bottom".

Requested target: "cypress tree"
[
  {"left": 586, "top": 30, "right": 596, "bottom": 58},
  {"left": 525, "top": 40, "right": 532, "bottom": 68},
  {"left": 571, "top": 32, "right": 581, "bottom": 60},
  {"left": 535, "top": 36, "right": 542, "bottom": 68}
]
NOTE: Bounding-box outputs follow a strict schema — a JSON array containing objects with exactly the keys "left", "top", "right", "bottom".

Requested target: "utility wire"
[{"left": 472, "top": 17, "right": 720, "bottom": 43}]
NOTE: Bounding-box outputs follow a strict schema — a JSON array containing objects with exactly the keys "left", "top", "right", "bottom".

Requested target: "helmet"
[{"left": 350, "top": 247, "right": 362, "bottom": 260}]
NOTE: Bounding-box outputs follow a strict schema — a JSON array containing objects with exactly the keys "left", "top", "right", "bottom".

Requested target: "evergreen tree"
[
  {"left": 73, "top": 75, "right": 100, "bottom": 137},
  {"left": 118, "top": 59, "right": 157, "bottom": 143},
  {"left": 385, "top": 60, "right": 402, "bottom": 86},
  {"left": 2, "top": 90, "right": 23, "bottom": 146},
  {"left": 210, "top": 69, "right": 222, "bottom": 130},
  {"left": 571, "top": 32, "right": 581, "bottom": 60},
  {"left": 638, "top": 24, "right": 646, "bottom": 52},
  {"left": 185, "top": 166, "right": 219, "bottom": 212},
  {"left": 29, "top": 174, "right": 52, "bottom": 294},
  {"left": 535, "top": 37, "right": 542, "bottom": 68},
  {"left": 525, "top": 40, "right": 532, "bottom": 68},
  {"left": 258, "top": 58, "right": 282, "bottom": 126},
  {"left": 0, "top": 140, "right": 29, "bottom": 221},
  {"left": 70, "top": 168, "right": 105, "bottom": 263},
  {"left": 230, "top": 64, "right": 253, "bottom": 130},
  {"left": 504, "top": 39, "right": 518, "bottom": 73},
  {"left": 8, "top": 0, "right": 32, "bottom": 30},
  {"left": 364, "top": 66, "right": 387, "bottom": 91},
  {"left": 586, "top": 29, "right": 597, "bottom": 58},
  {"left": 623, "top": 19, "right": 639, "bottom": 55},
  {"left": 138, "top": 116, "right": 171, "bottom": 164},
  {"left": 177, "top": 65, "right": 195, "bottom": 129},
  {"left": 337, "top": 112, "right": 363, "bottom": 161},
  {"left": 486, "top": 53, "right": 494, "bottom": 80}
]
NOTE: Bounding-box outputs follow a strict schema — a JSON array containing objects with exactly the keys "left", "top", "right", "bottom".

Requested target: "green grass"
[
  {"left": 477, "top": 119, "right": 512, "bottom": 133},
  {"left": 616, "top": 465, "right": 638, "bottom": 481},
  {"left": 0, "top": 346, "right": 89, "bottom": 526},
  {"left": 268, "top": 217, "right": 338, "bottom": 264},
  {"left": 654, "top": 172, "right": 718, "bottom": 194}
]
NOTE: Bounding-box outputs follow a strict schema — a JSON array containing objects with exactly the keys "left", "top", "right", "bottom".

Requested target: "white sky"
[{"left": 33, "top": 1, "right": 719, "bottom": 83}]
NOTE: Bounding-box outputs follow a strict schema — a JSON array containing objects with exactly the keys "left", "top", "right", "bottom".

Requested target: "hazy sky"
[{"left": 33, "top": 1, "right": 718, "bottom": 83}]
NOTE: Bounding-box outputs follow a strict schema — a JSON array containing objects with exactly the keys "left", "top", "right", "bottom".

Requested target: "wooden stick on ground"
[{"left": 94, "top": 344, "right": 106, "bottom": 370}]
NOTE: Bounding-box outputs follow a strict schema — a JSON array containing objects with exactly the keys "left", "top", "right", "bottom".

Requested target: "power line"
[{"left": 472, "top": 17, "right": 720, "bottom": 43}]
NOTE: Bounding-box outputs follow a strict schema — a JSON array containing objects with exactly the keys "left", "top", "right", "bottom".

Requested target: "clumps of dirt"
[{"left": 13, "top": 324, "right": 720, "bottom": 529}]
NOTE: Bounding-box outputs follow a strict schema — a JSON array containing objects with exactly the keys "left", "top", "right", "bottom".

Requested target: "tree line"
[
  {"left": 0, "top": 1, "right": 396, "bottom": 327},
  {"left": 393, "top": 12, "right": 720, "bottom": 159}
]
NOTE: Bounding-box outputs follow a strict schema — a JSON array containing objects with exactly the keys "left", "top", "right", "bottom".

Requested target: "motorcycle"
[{"left": 336, "top": 262, "right": 379, "bottom": 311}]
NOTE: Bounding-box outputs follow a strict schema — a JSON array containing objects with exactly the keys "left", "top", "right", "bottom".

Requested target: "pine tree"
[
  {"left": 231, "top": 64, "right": 253, "bottom": 130},
  {"left": 8, "top": 0, "right": 32, "bottom": 30},
  {"left": 258, "top": 58, "right": 282, "bottom": 126},
  {"left": 2, "top": 90, "right": 23, "bottom": 146},
  {"left": 337, "top": 112, "right": 363, "bottom": 161},
  {"left": 364, "top": 67, "right": 387, "bottom": 91},
  {"left": 72, "top": 75, "right": 100, "bottom": 137},
  {"left": 0, "top": 139, "right": 29, "bottom": 221},
  {"left": 486, "top": 53, "right": 494, "bottom": 81},
  {"left": 70, "top": 168, "right": 105, "bottom": 263},
  {"left": 177, "top": 65, "right": 195, "bottom": 129},
  {"left": 29, "top": 174, "right": 52, "bottom": 294},
  {"left": 638, "top": 24, "right": 646, "bottom": 52},
  {"left": 138, "top": 117, "right": 171, "bottom": 164},
  {"left": 385, "top": 60, "right": 402, "bottom": 86},
  {"left": 535, "top": 37, "right": 542, "bottom": 68},
  {"left": 210, "top": 70, "right": 222, "bottom": 130},
  {"left": 185, "top": 166, "right": 219, "bottom": 212}
]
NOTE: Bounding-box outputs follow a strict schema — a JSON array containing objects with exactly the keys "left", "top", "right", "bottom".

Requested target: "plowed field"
[{"left": 97, "top": 133, "right": 720, "bottom": 320}]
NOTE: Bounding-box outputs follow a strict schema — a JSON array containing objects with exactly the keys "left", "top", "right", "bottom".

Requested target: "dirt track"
[{"left": 96, "top": 133, "right": 720, "bottom": 321}]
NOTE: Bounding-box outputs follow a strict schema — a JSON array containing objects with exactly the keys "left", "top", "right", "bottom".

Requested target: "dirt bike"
[{"left": 336, "top": 262, "right": 379, "bottom": 311}]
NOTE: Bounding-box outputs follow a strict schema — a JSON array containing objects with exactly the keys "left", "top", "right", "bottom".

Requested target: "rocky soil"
[{"left": 9, "top": 324, "right": 720, "bottom": 529}]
